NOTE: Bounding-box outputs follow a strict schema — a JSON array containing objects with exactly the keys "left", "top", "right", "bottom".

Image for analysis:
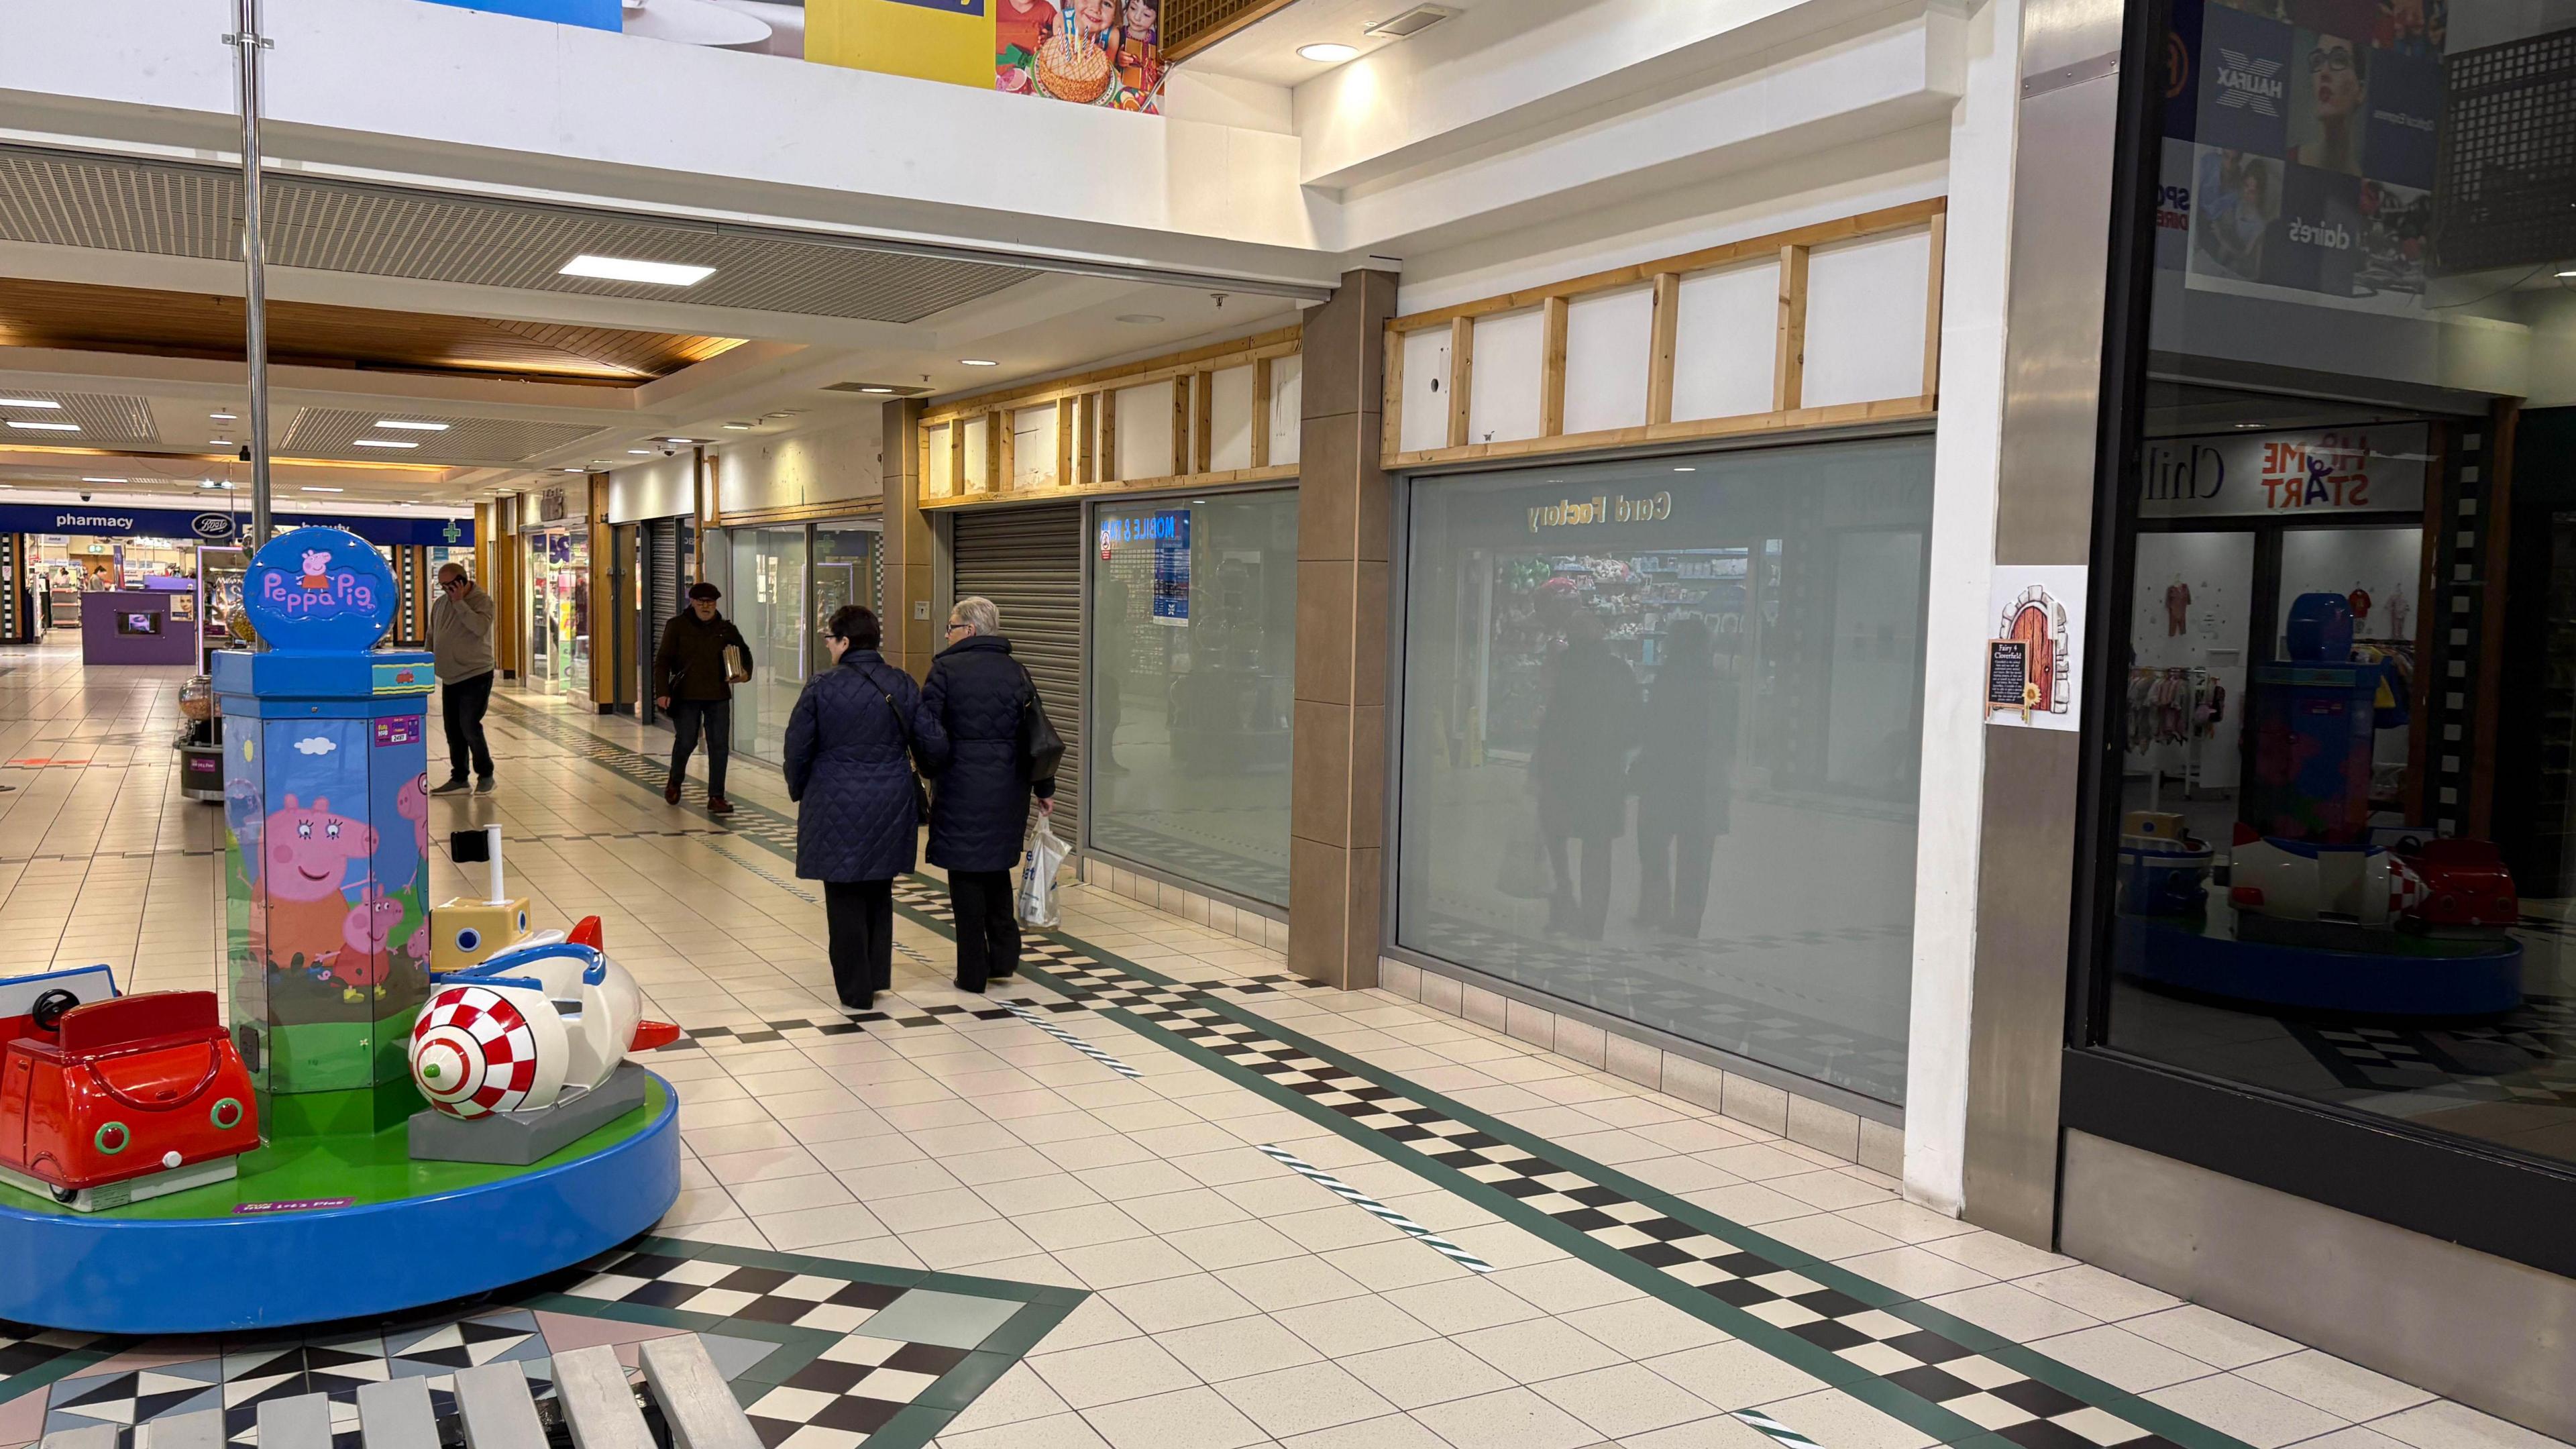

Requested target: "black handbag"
[
  {"left": 1016, "top": 663, "right": 1066, "bottom": 785},
  {"left": 865, "top": 667, "right": 934, "bottom": 820}
]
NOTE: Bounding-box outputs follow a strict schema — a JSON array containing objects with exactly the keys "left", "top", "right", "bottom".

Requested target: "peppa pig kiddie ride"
[{"left": 0, "top": 527, "right": 679, "bottom": 1335}]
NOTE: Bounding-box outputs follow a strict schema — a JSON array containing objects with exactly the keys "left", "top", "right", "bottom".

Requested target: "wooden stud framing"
[
  {"left": 1376, "top": 199, "right": 1943, "bottom": 472},
  {"left": 1381, "top": 327, "right": 1405, "bottom": 463},
  {"left": 1646, "top": 272, "right": 1680, "bottom": 426},
  {"left": 1772, "top": 245, "right": 1811, "bottom": 414},
  {"left": 1540, "top": 296, "right": 1569, "bottom": 438},
  {"left": 1076, "top": 394, "right": 1097, "bottom": 485},
  {"left": 1920, "top": 211, "right": 1948, "bottom": 402},
  {"left": 914, "top": 325, "right": 1314, "bottom": 513},
  {"left": 1446, "top": 315, "right": 1474, "bottom": 448},
  {"left": 1251, "top": 356, "right": 1273, "bottom": 468},
  {"left": 1192, "top": 370, "right": 1214, "bottom": 474},
  {"left": 1099, "top": 388, "right": 1119, "bottom": 484}
]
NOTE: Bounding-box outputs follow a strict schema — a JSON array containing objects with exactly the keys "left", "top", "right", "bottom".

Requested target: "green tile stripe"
[{"left": 519, "top": 695, "right": 2257, "bottom": 1449}]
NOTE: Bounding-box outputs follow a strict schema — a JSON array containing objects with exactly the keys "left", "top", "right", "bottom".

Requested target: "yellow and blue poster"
[{"left": 810, "top": 0, "right": 1164, "bottom": 112}]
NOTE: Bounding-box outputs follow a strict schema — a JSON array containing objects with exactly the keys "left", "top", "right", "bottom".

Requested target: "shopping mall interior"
[{"left": 1, "top": 1, "right": 2573, "bottom": 1448}]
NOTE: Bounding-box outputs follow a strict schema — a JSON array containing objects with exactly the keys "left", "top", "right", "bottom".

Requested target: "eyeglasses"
[{"left": 2310, "top": 46, "right": 2354, "bottom": 74}]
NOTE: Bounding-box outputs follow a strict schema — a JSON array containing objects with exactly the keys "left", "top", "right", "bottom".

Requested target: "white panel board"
[
  {"left": 924, "top": 423, "right": 953, "bottom": 498},
  {"left": 1562, "top": 288, "right": 1652, "bottom": 436},
  {"left": 1210, "top": 365, "right": 1255, "bottom": 472},
  {"left": 1116, "top": 380, "right": 1176, "bottom": 482},
  {"left": 960, "top": 417, "right": 987, "bottom": 493},
  {"left": 1672, "top": 262, "right": 1779, "bottom": 421},
  {"left": 1467, "top": 309, "right": 1543, "bottom": 445},
  {"left": 1400, "top": 327, "right": 1452, "bottom": 453},
  {"left": 1803, "top": 229, "right": 1932, "bottom": 408},
  {"left": 1269, "top": 354, "right": 1303, "bottom": 467},
  {"left": 1012, "top": 405, "right": 1056, "bottom": 488}
]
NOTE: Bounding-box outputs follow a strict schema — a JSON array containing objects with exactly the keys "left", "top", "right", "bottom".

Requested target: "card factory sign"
[
  {"left": 2140, "top": 424, "right": 2427, "bottom": 519},
  {"left": 1528, "top": 491, "right": 1673, "bottom": 533}
]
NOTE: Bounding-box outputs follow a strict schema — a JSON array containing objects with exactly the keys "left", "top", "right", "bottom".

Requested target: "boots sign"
[{"left": 2139, "top": 423, "right": 2425, "bottom": 519}]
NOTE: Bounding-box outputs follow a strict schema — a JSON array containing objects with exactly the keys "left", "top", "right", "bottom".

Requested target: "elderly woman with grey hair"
[{"left": 920, "top": 595, "right": 1057, "bottom": 992}]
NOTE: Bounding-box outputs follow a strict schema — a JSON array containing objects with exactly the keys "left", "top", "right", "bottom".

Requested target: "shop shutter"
[
  {"left": 951, "top": 503, "right": 1083, "bottom": 847},
  {"left": 642, "top": 519, "right": 684, "bottom": 723}
]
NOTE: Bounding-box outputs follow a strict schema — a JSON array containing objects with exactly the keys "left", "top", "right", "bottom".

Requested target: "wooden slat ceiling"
[{"left": 0, "top": 278, "right": 743, "bottom": 386}]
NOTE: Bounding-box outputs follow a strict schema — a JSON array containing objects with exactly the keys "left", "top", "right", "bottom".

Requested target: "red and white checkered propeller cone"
[{"left": 409, "top": 983, "right": 570, "bottom": 1118}]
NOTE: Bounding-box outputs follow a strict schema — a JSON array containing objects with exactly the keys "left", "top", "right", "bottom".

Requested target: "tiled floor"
[{"left": 0, "top": 639, "right": 2566, "bottom": 1449}]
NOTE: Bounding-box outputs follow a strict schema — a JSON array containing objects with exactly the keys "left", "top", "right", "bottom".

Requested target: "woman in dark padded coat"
[
  {"left": 784, "top": 606, "right": 946, "bottom": 1010},
  {"left": 921, "top": 595, "right": 1056, "bottom": 993}
]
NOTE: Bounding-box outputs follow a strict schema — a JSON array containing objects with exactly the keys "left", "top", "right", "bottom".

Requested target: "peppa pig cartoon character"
[
  {"left": 262, "top": 794, "right": 377, "bottom": 973},
  {"left": 396, "top": 772, "right": 431, "bottom": 856},
  {"left": 301, "top": 549, "right": 333, "bottom": 589},
  {"left": 333, "top": 889, "right": 409, "bottom": 1000}
]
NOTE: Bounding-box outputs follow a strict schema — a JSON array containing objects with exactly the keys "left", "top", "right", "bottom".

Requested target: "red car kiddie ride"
[{"left": 0, "top": 979, "right": 261, "bottom": 1211}]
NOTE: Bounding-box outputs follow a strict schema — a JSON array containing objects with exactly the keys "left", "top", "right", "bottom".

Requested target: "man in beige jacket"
[{"left": 429, "top": 561, "right": 498, "bottom": 795}]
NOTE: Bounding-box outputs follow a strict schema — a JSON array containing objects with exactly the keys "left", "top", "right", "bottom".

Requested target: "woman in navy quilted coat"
[
  {"left": 922, "top": 595, "right": 1057, "bottom": 993},
  {"left": 785, "top": 606, "right": 946, "bottom": 1010}
]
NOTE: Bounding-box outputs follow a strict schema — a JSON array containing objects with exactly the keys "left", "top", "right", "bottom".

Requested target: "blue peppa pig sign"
[{"left": 244, "top": 527, "right": 398, "bottom": 654}]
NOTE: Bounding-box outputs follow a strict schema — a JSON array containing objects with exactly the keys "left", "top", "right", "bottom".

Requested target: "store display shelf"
[{"left": 0, "top": 1074, "right": 679, "bottom": 1334}]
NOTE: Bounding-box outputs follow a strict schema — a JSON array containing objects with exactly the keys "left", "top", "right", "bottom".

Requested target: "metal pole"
[{"left": 227, "top": 0, "right": 274, "bottom": 550}]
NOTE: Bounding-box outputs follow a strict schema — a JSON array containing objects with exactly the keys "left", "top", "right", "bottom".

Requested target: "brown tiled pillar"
[
  {"left": 1291, "top": 268, "right": 1399, "bottom": 989},
  {"left": 879, "top": 398, "right": 937, "bottom": 680}
]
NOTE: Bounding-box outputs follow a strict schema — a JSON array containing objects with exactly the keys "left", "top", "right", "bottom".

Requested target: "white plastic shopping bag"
[{"left": 1018, "top": 814, "right": 1070, "bottom": 928}]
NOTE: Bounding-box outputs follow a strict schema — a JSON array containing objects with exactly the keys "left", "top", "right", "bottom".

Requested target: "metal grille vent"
[
  {"left": 0, "top": 147, "right": 1044, "bottom": 325},
  {"left": 2434, "top": 26, "right": 2576, "bottom": 275},
  {"left": 0, "top": 390, "right": 160, "bottom": 445},
  {"left": 1165, "top": 0, "right": 1299, "bottom": 58},
  {"left": 278, "top": 409, "right": 612, "bottom": 465}
]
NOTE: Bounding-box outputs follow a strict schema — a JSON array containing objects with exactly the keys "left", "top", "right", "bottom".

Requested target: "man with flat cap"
[{"left": 655, "top": 580, "right": 753, "bottom": 815}]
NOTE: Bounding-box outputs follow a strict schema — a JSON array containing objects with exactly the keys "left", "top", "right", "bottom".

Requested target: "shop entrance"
[{"left": 525, "top": 525, "right": 591, "bottom": 698}]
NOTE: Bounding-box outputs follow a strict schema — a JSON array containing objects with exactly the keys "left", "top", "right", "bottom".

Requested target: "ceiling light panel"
[
  {"left": 0, "top": 147, "right": 1049, "bottom": 324},
  {"left": 559, "top": 254, "right": 716, "bottom": 287},
  {"left": 0, "top": 390, "right": 156, "bottom": 443},
  {"left": 279, "top": 408, "right": 612, "bottom": 464}
]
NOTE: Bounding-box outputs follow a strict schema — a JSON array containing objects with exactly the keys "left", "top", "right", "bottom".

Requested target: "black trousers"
[
  {"left": 441, "top": 671, "right": 495, "bottom": 782},
  {"left": 1636, "top": 829, "right": 1716, "bottom": 937},
  {"left": 667, "top": 698, "right": 731, "bottom": 798},
  {"left": 947, "top": 869, "right": 1019, "bottom": 991},
  {"left": 824, "top": 879, "right": 894, "bottom": 1007}
]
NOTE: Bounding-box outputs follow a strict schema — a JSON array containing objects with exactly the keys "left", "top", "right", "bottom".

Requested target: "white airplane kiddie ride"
[{"left": 405, "top": 827, "right": 679, "bottom": 1163}]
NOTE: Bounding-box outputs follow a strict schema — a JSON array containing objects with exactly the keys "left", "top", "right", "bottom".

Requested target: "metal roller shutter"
[
  {"left": 951, "top": 503, "right": 1083, "bottom": 847},
  {"left": 642, "top": 519, "right": 684, "bottom": 724}
]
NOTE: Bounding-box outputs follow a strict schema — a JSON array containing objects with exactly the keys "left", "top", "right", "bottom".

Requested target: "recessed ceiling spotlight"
[
  {"left": 959, "top": 359, "right": 1000, "bottom": 368},
  {"left": 0, "top": 398, "right": 61, "bottom": 409},
  {"left": 629, "top": 448, "right": 654, "bottom": 455},
  {"left": 858, "top": 386, "right": 894, "bottom": 394},
  {"left": 354, "top": 439, "right": 418, "bottom": 449},
  {"left": 560, "top": 467, "right": 587, "bottom": 473},
  {"left": 301, "top": 486, "right": 345, "bottom": 493},
  {"left": 559, "top": 254, "right": 715, "bottom": 286},
  {"left": 2236, "top": 422, "right": 2263, "bottom": 429},
  {"left": 80, "top": 477, "right": 126, "bottom": 484},
  {"left": 723, "top": 421, "right": 755, "bottom": 430},
  {"left": 210, "top": 438, "right": 234, "bottom": 446},
  {"left": 209, "top": 412, "right": 238, "bottom": 421},
  {"left": 8, "top": 421, "right": 77, "bottom": 431},
  {"left": 375, "top": 420, "right": 449, "bottom": 431},
  {"left": 1299, "top": 42, "right": 1359, "bottom": 62},
  {"left": 1672, "top": 466, "right": 1696, "bottom": 472},
  {"left": 1116, "top": 314, "right": 1165, "bottom": 325}
]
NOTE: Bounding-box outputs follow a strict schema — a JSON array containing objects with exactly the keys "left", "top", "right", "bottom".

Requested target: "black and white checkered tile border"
[{"left": 999, "top": 1004, "right": 1141, "bottom": 1079}]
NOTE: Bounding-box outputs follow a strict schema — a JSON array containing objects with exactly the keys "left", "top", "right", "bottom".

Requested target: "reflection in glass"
[
  {"left": 727, "top": 527, "right": 808, "bottom": 760},
  {"left": 1398, "top": 441, "right": 1931, "bottom": 1102},
  {"left": 1087, "top": 491, "right": 1297, "bottom": 906},
  {"left": 2099, "top": 0, "right": 2576, "bottom": 1169}
]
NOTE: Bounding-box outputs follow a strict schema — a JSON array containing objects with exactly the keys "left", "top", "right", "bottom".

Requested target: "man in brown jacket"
[
  {"left": 654, "top": 582, "right": 753, "bottom": 814},
  {"left": 429, "top": 561, "right": 498, "bottom": 795}
]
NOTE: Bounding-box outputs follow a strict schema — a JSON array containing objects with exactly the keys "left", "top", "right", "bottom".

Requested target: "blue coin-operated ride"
[{"left": 0, "top": 527, "right": 679, "bottom": 1334}]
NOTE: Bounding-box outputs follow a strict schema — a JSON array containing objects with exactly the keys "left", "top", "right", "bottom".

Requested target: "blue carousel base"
[
  {"left": 2118, "top": 916, "right": 2524, "bottom": 1017},
  {"left": 0, "top": 1075, "right": 680, "bottom": 1335}
]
